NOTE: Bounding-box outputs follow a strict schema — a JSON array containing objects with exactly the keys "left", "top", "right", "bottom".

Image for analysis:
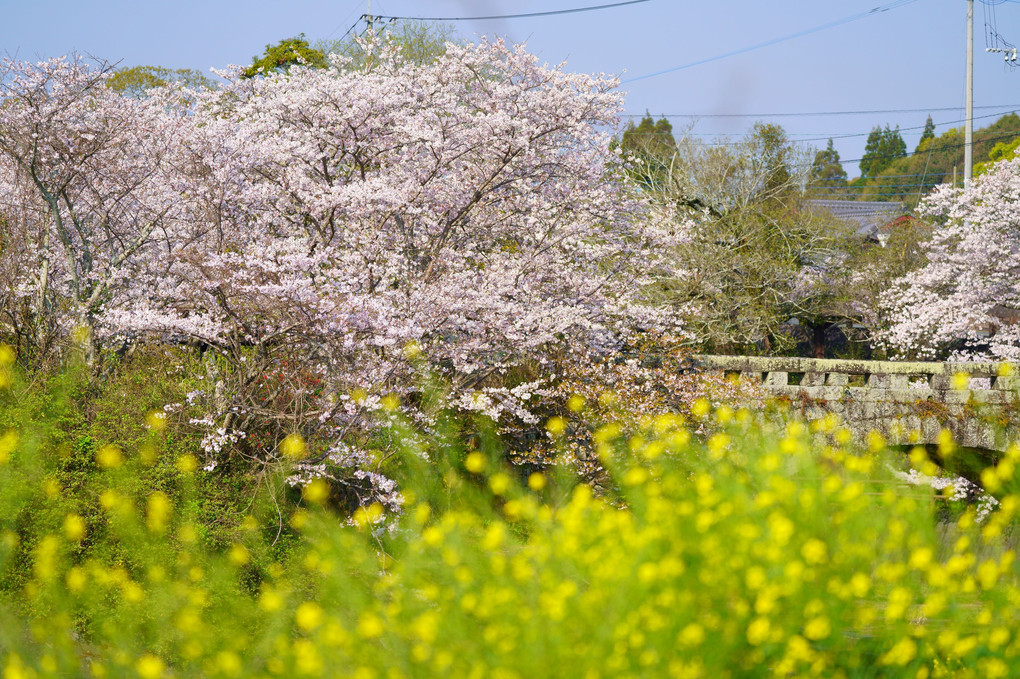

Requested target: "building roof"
[{"left": 806, "top": 199, "right": 907, "bottom": 240}]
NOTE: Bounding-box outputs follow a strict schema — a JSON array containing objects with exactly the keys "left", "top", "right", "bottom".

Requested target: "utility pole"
[
  {"left": 965, "top": 0, "right": 974, "bottom": 189},
  {"left": 366, "top": 0, "right": 373, "bottom": 30}
]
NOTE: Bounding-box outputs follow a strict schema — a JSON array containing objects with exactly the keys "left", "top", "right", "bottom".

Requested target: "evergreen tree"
[
  {"left": 860, "top": 125, "right": 907, "bottom": 179},
  {"left": 242, "top": 34, "right": 327, "bottom": 78},
  {"left": 915, "top": 115, "right": 936, "bottom": 153},
  {"left": 106, "top": 65, "right": 217, "bottom": 98},
  {"left": 749, "top": 122, "right": 793, "bottom": 198},
  {"left": 620, "top": 112, "right": 676, "bottom": 161},
  {"left": 808, "top": 139, "right": 848, "bottom": 196},
  {"left": 619, "top": 113, "right": 677, "bottom": 188}
]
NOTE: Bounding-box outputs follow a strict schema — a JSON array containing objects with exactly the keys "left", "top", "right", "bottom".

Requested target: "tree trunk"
[{"left": 810, "top": 323, "right": 827, "bottom": 359}]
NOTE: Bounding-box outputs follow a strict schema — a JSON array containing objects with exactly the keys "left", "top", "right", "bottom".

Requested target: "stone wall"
[{"left": 696, "top": 355, "right": 1020, "bottom": 453}]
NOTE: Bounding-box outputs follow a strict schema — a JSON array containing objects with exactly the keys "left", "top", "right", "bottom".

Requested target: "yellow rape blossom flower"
[
  {"left": 259, "top": 588, "right": 284, "bottom": 613},
  {"left": 489, "top": 473, "right": 511, "bottom": 496},
  {"left": 295, "top": 601, "right": 324, "bottom": 632},
  {"left": 65, "top": 566, "right": 87, "bottom": 593},
  {"left": 177, "top": 453, "right": 198, "bottom": 473},
  {"left": 546, "top": 416, "right": 567, "bottom": 436},
  {"left": 0, "top": 430, "right": 17, "bottom": 464},
  {"left": 146, "top": 493, "right": 172, "bottom": 533},
  {"left": 951, "top": 372, "right": 970, "bottom": 390},
  {"left": 280, "top": 433, "right": 307, "bottom": 460},
  {"left": 144, "top": 410, "right": 167, "bottom": 433},
  {"left": 135, "top": 654, "right": 164, "bottom": 679},
  {"left": 746, "top": 617, "right": 771, "bottom": 646},
  {"left": 302, "top": 478, "right": 330, "bottom": 505},
  {"left": 880, "top": 638, "right": 917, "bottom": 666},
  {"left": 63, "top": 513, "right": 86, "bottom": 542},
  {"left": 803, "top": 617, "right": 831, "bottom": 641},
  {"left": 800, "top": 539, "right": 828, "bottom": 565},
  {"left": 229, "top": 543, "right": 251, "bottom": 567},
  {"left": 357, "top": 613, "right": 385, "bottom": 639},
  {"left": 678, "top": 623, "right": 705, "bottom": 647},
  {"left": 867, "top": 430, "right": 886, "bottom": 453},
  {"left": 464, "top": 452, "right": 486, "bottom": 473},
  {"left": 96, "top": 444, "right": 123, "bottom": 469}
]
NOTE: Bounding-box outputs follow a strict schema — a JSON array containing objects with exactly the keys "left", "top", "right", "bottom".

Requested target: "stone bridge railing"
[{"left": 696, "top": 355, "right": 1019, "bottom": 453}]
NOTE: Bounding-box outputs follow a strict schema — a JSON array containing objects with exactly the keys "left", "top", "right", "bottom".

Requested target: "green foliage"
[
  {"left": 105, "top": 65, "right": 217, "bottom": 97},
  {"left": 748, "top": 122, "right": 794, "bottom": 200},
  {"left": 915, "top": 115, "right": 936, "bottom": 154},
  {"left": 643, "top": 122, "right": 858, "bottom": 355},
  {"left": 0, "top": 347, "right": 292, "bottom": 599},
  {"left": 242, "top": 33, "right": 328, "bottom": 78},
  {"left": 853, "top": 113, "right": 1020, "bottom": 205},
  {"left": 615, "top": 112, "right": 678, "bottom": 191},
  {"left": 317, "top": 20, "right": 459, "bottom": 70},
  {"left": 975, "top": 136, "right": 1020, "bottom": 176},
  {"left": 807, "top": 138, "right": 848, "bottom": 197},
  {"left": 620, "top": 113, "right": 677, "bottom": 162},
  {"left": 1, "top": 353, "right": 1020, "bottom": 676},
  {"left": 860, "top": 125, "right": 907, "bottom": 179}
]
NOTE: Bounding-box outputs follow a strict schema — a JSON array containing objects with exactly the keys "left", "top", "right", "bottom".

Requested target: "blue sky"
[{"left": 2, "top": 0, "right": 1018, "bottom": 178}]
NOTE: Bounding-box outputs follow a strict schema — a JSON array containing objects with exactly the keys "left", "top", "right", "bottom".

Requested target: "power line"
[
  {"left": 324, "top": 1, "right": 366, "bottom": 40},
  {"left": 620, "top": 104, "right": 1020, "bottom": 119},
  {"left": 660, "top": 110, "right": 1015, "bottom": 148},
  {"left": 335, "top": 18, "right": 364, "bottom": 44},
  {"left": 623, "top": 0, "right": 921, "bottom": 83},
  {"left": 808, "top": 130, "right": 1020, "bottom": 166},
  {"left": 367, "top": 0, "right": 651, "bottom": 22}
]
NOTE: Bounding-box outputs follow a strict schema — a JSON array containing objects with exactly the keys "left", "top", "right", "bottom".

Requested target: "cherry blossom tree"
[
  {"left": 89, "top": 38, "right": 678, "bottom": 491},
  {"left": 0, "top": 56, "right": 188, "bottom": 363},
  {"left": 879, "top": 156, "right": 1020, "bottom": 360}
]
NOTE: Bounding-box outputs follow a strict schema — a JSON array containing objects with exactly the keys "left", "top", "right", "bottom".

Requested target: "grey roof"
[{"left": 806, "top": 199, "right": 907, "bottom": 239}]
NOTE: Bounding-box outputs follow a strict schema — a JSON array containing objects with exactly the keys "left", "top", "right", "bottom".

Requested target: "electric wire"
[
  {"left": 620, "top": 104, "right": 1020, "bottom": 119},
  {"left": 623, "top": 0, "right": 921, "bottom": 83},
  {"left": 366, "top": 0, "right": 651, "bottom": 22},
  {"left": 665, "top": 109, "right": 1015, "bottom": 145},
  {"left": 793, "top": 130, "right": 1020, "bottom": 166},
  {"left": 324, "top": 1, "right": 364, "bottom": 40}
]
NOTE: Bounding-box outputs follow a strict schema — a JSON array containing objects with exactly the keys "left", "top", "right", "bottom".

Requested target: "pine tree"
[
  {"left": 808, "top": 139, "right": 848, "bottom": 196},
  {"left": 860, "top": 125, "right": 906, "bottom": 179},
  {"left": 915, "top": 115, "right": 935, "bottom": 154},
  {"left": 619, "top": 112, "right": 677, "bottom": 187},
  {"left": 620, "top": 112, "right": 676, "bottom": 161}
]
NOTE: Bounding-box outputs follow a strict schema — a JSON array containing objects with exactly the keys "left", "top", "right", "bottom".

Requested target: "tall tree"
[
  {"left": 747, "top": 122, "right": 793, "bottom": 200},
  {"left": 242, "top": 34, "right": 327, "bottom": 78},
  {"left": 915, "top": 115, "right": 936, "bottom": 153},
  {"left": 638, "top": 123, "right": 858, "bottom": 354},
  {"left": 317, "top": 20, "right": 459, "bottom": 69},
  {"left": 0, "top": 57, "right": 187, "bottom": 363},
  {"left": 860, "top": 125, "right": 906, "bottom": 179},
  {"left": 619, "top": 113, "right": 677, "bottom": 188},
  {"left": 620, "top": 113, "right": 677, "bottom": 160},
  {"left": 94, "top": 38, "right": 674, "bottom": 476},
  {"left": 880, "top": 155, "right": 1020, "bottom": 360},
  {"left": 106, "top": 65, "right": 217, "bottom": 97},
  {"left": 808, "top": 139, "right": 848, "bottom": 196}
]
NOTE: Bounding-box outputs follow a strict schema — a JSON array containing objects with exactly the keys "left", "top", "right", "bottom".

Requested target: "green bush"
[{"left": 1, "top": 346, "right": 1019, "bottom": 678}]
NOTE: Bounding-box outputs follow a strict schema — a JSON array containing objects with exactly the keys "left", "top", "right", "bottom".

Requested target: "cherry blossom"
[
  {"left": 880, "top": 157, "right": 1020, "bottom": 360},
  {"left": 0, "top": 40, "right": 683, "bottom": 502}
]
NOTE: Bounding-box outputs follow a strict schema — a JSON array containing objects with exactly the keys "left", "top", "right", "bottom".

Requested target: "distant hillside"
[{"left": 847, "top": 112, "right": 1020, "bottom": 206}]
